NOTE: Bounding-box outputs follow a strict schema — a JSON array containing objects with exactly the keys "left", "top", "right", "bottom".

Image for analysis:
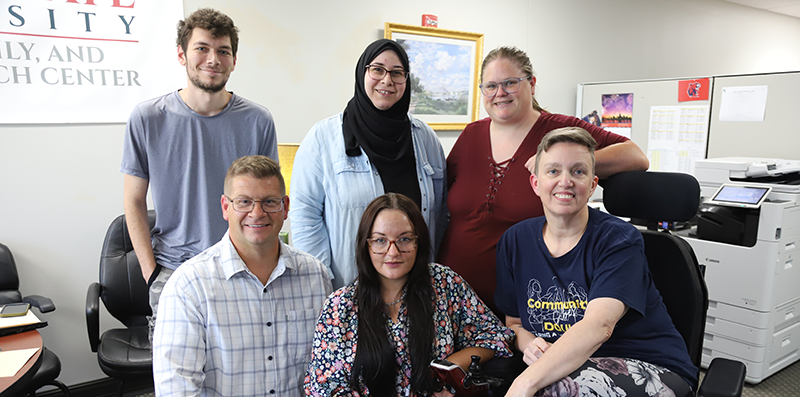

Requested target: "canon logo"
[{"left": 706, "top": 258, "right": 720, "bottom": 263}]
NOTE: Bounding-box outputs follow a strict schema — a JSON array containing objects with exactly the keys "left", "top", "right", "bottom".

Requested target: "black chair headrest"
[
  {"left": 602, "top": 171, "right": 700, "bottom": 222},
  {"left": 0, "top": 243, "right": 21, "bottom": 303}
]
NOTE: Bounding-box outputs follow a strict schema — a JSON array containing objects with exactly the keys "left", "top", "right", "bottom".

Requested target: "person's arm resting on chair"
[{"left": 505, "top": 298, "right": 628, "bottom": 397}]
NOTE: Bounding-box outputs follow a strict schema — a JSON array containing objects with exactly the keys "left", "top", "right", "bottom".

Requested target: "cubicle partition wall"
[
  {"left": 579, "top": 71, "right": 800, "bottom": 384},
  {"left": 578, "top": 71, "right": 800, "bottom": 167},
  {"left": 707, "top": 72, "right": 800, "bottom": 160}
]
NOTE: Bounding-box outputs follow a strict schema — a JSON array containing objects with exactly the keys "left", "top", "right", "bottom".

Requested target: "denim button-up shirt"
[{"left": 289, "top": 113, "right": 448, "bottom": 288}]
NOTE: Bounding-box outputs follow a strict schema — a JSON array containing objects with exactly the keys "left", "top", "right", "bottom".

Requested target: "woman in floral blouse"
[{"left": 304, "top": 193, "right": 513, "bottom": 396}]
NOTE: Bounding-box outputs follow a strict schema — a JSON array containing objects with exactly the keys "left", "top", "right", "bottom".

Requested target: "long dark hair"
[{"left": 349, "top": 193, "right": 436, "bottom": 396}]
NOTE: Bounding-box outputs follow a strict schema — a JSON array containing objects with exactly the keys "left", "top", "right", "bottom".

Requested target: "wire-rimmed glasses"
[
  {"left": 225, "top": 196, "right": 285, "bottom": 213},
  {"left": 479, "top": 76, "right": 532, "bottom": 97},
  {"left": 368, "top": 235, "right": 418, "bottom": 254}
]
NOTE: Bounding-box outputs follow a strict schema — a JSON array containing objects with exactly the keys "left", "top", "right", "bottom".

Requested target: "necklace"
[{"left": 384, "top": 290, "right": 406, "bottom": 306}]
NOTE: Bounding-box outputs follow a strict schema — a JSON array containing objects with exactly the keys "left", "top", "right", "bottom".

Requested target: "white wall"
[
  {"left": 0, "top": 124, "right": 125, "bottom": 384},
  {"left": 527, "top": 0, "right": 800, "bottom": 117},
  {"left": 1, "top": 0, "right": 799, "bottom": 387},
  {"left": 214, "top": 0, "right": 532, "bottom": 152}
]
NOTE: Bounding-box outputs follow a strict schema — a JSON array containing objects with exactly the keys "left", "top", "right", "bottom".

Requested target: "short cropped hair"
[
  {"left": 534, "top": 127, "right": 598, "bottom": 176},
  {"left": 224, "top": 155, "right": 285, "bottom": 196},
  {"left": 177, "top": 8, "right": 240, "bottom": 57}
]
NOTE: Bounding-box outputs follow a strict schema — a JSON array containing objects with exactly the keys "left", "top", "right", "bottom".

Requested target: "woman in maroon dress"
[{"left": 438, "top": 46, "right": 649, "bottom": 316}]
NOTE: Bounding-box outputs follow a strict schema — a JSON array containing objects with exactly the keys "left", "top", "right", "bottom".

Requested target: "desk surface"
[{"left": 0, "top": 330, "right": 43, "bottom": 396}]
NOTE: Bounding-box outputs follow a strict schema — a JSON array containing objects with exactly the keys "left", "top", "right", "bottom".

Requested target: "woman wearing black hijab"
[{"left": 289, "top": 39, "right": 447, "bottom": 289}]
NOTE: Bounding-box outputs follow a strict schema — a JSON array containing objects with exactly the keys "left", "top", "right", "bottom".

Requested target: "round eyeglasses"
[
  {"left": 479, "top": 76, "right": 532, "bottom": 97},
  {"left": 368, "top": 235, "right": 418, "bottom": 254},
  {"left": 226, "top": 196, "right": 285, "bottom": 213},
  {"left": 365, "top": 64, "right": 409, "bottom": 84}
]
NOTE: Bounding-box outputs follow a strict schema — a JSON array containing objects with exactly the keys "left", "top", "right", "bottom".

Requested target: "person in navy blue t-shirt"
[{"left": 496, "top": 127, "right": 697, "bottom": 397}]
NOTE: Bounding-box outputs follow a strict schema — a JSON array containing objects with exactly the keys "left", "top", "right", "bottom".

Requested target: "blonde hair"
[
  {"left": 224, "top": 155, "right": 285, "bottom": 195},
  {"left": 481, "top": 46, "right": 544, "bottom": 112},
  {"left": 534, "top": 127, "right": 597, "bottom": 176}
]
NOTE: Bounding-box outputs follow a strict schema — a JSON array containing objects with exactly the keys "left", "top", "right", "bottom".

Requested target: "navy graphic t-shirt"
[{"left": 495, "top": 208, "right": 697, "bottom": 387}]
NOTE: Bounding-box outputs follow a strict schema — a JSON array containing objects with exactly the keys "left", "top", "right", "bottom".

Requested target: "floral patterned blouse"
[{"left": 304, "top": 263, "right": 514, "bottom": 396}]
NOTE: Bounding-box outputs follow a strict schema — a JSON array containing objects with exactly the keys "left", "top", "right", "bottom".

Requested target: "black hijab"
[{"left": 342, "top": 39, "right": 421, "bottom": 209}]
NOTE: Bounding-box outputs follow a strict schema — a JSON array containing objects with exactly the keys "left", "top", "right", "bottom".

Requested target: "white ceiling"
[{"left": 721, "top": 0, "right": 800, "bottom": 18}]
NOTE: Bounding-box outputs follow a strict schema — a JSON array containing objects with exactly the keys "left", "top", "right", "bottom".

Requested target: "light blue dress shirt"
[
  {"left": 153, "top": 231, "right": 333, "bottom": 397},
  {"left": 289, "top": 113, "right": 448, "bottom": 289}
]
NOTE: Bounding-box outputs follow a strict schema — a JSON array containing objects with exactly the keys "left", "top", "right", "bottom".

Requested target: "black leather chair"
[
  {"left": 85, "top": 212, "right": 155, "bottom": 396},
  {"left": 602, "top": 171, "right": 746, "bottom": 397},
  {"left": 0, "top": 243, "right": 70, "bottom": 397}
]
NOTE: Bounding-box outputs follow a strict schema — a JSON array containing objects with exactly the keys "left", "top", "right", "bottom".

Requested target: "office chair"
[
  {"left": 602, "top": 171, "right": 746, "bottom": 397},
  {"left": 85, "top": 211, "right": 155, "bottom": 397},
  {"left": 0, "top": 243, "right": 71, "bottom": 397}
]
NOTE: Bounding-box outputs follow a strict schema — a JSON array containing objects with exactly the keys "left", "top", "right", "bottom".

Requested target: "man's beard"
[{"left": 188, "top": 72, "right": 228, "bottom": 94}]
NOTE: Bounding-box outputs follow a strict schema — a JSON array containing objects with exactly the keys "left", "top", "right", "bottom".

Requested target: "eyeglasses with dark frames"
[
  {"left": 225, "top": 196, "right": 286, "bottom": 213},
  {"left": 365, "top": 64, "right": 409, "bottom": 84}
]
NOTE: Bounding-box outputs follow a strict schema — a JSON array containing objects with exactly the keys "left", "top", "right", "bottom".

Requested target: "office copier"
[{"left": 683, "top": 157, "right": 800, "bottom": 384}]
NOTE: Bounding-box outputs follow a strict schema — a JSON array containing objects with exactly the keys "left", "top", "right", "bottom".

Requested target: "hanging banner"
[{"left": 0, "top": 0, "right": 184, "bottom": 124}]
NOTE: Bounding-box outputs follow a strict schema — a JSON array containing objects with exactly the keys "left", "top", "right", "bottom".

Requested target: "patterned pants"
[{"left": 535, "top": 357, "right": 692, "bottom": 397}]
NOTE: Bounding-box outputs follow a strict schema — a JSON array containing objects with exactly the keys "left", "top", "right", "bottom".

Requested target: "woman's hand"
[
  {"left": 521, "top": 337, "right": 551, "bottom": 365},
  {"left": 524, "top": 155, "right": 537, "bottom": 175},
  {"left": 504, "top": 365, "right": 577, "bottom": 397},
  {"left": 506, "top": 299, "right": 628, "bottom": 397},
  {"left": 504, "top": 370, "right": 537, "bottom": 397}
]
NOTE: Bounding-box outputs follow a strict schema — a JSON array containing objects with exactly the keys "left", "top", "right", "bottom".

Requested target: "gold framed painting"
[{"left": 384, "top": 23, "right": 484, "bottom": 131}]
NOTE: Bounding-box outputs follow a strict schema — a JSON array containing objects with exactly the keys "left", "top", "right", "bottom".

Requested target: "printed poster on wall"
[
  {"left": 0, "top": 0, "right": 184, "bottom": 124},
  {"left": 600, "top": 93, "right": 633, "bottom": 138},
  {"left": 647, "top": 105, "right": 710, "bottom": 174}
]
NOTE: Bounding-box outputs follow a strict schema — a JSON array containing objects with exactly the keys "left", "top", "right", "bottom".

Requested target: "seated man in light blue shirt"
[{"left": 153, "top": 155, "right": 332, "bottom": 397}]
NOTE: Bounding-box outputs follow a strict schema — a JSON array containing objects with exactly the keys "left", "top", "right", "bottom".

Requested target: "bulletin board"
[
  {"left": 577, "top": 77, "right": 713, "bottom": 174},
  {"left": 579, "top": 71, "right": 800, "bottom": 171}
]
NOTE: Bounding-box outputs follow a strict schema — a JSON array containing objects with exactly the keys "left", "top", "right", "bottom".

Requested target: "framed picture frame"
[{"left": 384, "top": 23, "right": 484, "bottom": 131}]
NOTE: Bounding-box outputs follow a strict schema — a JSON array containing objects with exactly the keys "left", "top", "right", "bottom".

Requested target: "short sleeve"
[
  {"left": 494, "top": 223, "right": 530, "bottom": 319},
  {"left": 120, "top": 104, "right": 150, "bottom": 180},
  {"left": 260, "top": 113, "right": 279, "bottom": 162},
  {"left": 540, "top": 113, "right": 629, "bottom": 150},
  {"left": 587, "top": 221, "right": 649, "bottom": 316},
  {"left": 580, "top": 118, "right": 629, "bottom": 148}
]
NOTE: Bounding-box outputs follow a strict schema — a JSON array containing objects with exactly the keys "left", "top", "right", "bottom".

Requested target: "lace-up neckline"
[{"left": 486, "top": 156, "right": 515, "bottom": 213}]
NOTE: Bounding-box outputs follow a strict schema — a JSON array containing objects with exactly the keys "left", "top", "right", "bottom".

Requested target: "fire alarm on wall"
[{"left": 422, "top": 14, "right": 438, "bottom": 28}]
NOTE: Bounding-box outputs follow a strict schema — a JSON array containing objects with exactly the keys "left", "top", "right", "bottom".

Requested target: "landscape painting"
[{"left": 385, "top": 23, "right": 483, "bottom": 130}]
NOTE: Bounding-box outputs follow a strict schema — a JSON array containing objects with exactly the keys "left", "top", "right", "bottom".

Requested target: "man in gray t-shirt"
[{"left": 120, "top": 8, "right": 278, "bottom": 341}]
